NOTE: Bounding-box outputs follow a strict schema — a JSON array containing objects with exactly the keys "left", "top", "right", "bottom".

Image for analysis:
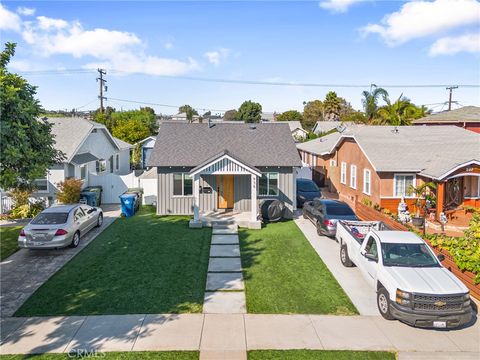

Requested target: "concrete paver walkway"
[
  {"left": 0, "top": 205, "right": 121, "bottom": 318},
  {"left": 203, "top": 224, "right": 246, "bottom": 315},
  {"left": 1, "top": 314, "right": 478, "bottom": 357}
]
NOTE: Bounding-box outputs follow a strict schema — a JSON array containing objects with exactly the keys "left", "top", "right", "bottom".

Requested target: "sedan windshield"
[
  {"left": 381, "top": 243, "right": 439, "bottom": 267},
  {"left": 31, "top": 213, "right": 69, "bottom": 225},
  {"left": 297, "top": 181, "right": 319, "bottom": 192},
  {"left": 325, "top": 204, "right": 355, "bottom": 216}
]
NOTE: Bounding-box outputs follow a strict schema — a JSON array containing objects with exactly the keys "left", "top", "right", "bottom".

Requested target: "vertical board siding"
[{"left": 157, "top": 166, "right": 295, "bottom": 217}]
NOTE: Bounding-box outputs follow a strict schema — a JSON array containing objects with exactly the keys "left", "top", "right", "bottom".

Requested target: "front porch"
[{"left": 188, "top": 151, "right": 263, "bottom": 229}]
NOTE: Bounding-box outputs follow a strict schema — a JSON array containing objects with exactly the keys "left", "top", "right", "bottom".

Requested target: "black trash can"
[
  {"left": 83, "top": 186, "right": 103, "bottom": 206},
  {"left": 260, "top": 199, "right": 285, "bottom": 222}
]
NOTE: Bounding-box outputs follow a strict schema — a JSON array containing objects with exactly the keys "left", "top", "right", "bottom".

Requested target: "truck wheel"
[
  {"left": 377, "top": 288, "right": 395, "bottom": 320},
  {"left": 340, "top": 244, "right": 354, "bottom": 267}
]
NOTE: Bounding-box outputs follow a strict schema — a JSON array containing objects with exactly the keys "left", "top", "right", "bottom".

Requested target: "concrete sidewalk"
[
  {"left": 0, "top": 205, "right": 121, "bottom": 318},
  {"left": 1, "top": 314, "right": 479, "bottom": 358}
]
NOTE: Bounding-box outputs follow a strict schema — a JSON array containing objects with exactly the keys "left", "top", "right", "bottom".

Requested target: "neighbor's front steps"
[{"left": 1, "top": 314, "right": 479, "bottom": 359}]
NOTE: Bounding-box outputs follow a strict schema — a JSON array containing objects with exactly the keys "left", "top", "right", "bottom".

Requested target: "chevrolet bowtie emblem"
[{"left": 434, "top": 301, "right": 446, "bottom": 307}]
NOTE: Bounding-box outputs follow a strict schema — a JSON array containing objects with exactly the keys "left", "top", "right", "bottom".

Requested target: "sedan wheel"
[
  {"left": 96, "top": 213, "right": 103, "bottom": 227},
  {"left": 69, "top": 232, "right": 80, "bottom": 248}
]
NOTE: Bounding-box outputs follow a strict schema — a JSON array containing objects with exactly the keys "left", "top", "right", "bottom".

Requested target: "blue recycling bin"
[
  {"left": 80, "top": 191, "right": 97, "bottom": 207},
  {"left": 120, "top": 194, "right": 137, "bottom": 217}
]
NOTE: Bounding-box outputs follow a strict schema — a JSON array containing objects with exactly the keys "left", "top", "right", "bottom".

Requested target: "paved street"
[
  {"left": 0, "top": 205, "right": 120, "bottom": 318},
  {"left": 0, "top": 313, "right": 478, "bottom": 358}
]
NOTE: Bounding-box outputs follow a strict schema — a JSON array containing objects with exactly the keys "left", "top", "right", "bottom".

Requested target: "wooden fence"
[{"left": 354, "top": 200, "right": 480, "bottom": 301}]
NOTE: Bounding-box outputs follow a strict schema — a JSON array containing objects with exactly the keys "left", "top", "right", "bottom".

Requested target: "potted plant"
[{"left": 408, "top": 182, "right": 437, "bottom": 228}]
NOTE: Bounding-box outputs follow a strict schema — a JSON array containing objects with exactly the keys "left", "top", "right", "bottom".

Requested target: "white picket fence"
[{"left": 88, "top": 172, "right": 157, "bottom": 205}]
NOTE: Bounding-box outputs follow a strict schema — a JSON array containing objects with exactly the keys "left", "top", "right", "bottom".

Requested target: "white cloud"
[
  {"left": 319, "top": 0, "right": 364, "bottom": 13},
  {"left": 430, "top": 32, "right": 480, "bottom": 55},
  {"left": 4, "top": 9, "right": 199, "bottom": 76},
  {"left": 204, "top": 48, "right": 230, "bottom": 66},
  {"left": 164, "top": 41, "right": 173, "bottom": 49},
  {"left": 0, "top": 4, "right": 21, "bottom": 31},
  {"left": 8, "top": 59, "right": 33, "bottom": 71},
  {"left": 17, "top": 6, "right": 35, "bottom": 16},
  {"left": 361, "top": 0, "right": 480, "bottom": 46}
]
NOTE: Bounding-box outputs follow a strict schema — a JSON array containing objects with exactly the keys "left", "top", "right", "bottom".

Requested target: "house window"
[
  {"left": 96, "top": 159, "right": 106, "bottom": 173},
  {"left": 173, "top": 173, "right": 193, "bottom": 196},
  {"left": 109, "top": 155, "right": 114, "bottom": 173},
  {"left": 80, "top": 165, "right": 87, "bottom": 180},
  {"left": 330, "top": 159, "right": 337, "bottom": 167},
  {"left": 350, "top": 165, "right": 357, "bottom": 189},
  {"left": 363, "top": 169, "right": 371, "bottom": 195},
  {"left": 115, "top": 154, "right": 119, "bottom": 171},
  {"left": 34, "top": 177, "right": 48, "bottom": 193},
  {"left": 259, "top": 173, "right": 279, "bottom": 196},
  {"left": 464, "top": 176, "right": 480, "bottom": 198},
  {"left": 340, "top": 162, "right": 347, "bottom": 184},
  {"left": 394, "top": 174, "right": 416, "bottom": 197}
]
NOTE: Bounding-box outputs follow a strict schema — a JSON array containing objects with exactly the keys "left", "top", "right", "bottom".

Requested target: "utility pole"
[
  {"left": 446, "top": 86, "right": 458, "bottom": 111},
  {"left": 97, "top": 68, "right": 107, "bottom": 113}
]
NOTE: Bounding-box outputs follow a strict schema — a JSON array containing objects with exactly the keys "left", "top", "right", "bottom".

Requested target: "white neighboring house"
[
  {"left": 135, "top": 136, "right": 156, "bottom": 169},
  {"left": 312, "top": 120, "right": 343, "bottom": 135},
  {"left": 171, "top": 112, "right": 200, "bottom": 122},
  {"left": 286, "top": 121, "right": 308, "bottom": 141},
  {"left": 32, "top": 117, "right": 133, "bottom": 204}
]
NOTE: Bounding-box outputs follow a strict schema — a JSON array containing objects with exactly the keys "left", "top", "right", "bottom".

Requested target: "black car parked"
[
  {"left": 296, "top": 178, "right": 321, "bottom": 208},
  {"left": 303, "top": 199, "right": 358, "bottom": 237}
]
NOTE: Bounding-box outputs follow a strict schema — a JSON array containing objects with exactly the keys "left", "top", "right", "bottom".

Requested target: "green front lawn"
[
  {"left": 0, "top": 352, "right": 198, "bottom": 360},
  {"left": 239, "top": 220, "right": 357, "bottom": 314},
  {"left": 0, "top": 226, "right": 22, "bottom": 261},
  {"left": 248, "top": 350, "right": 395, "bottom": 360},
  {"left": 15, "top": 207, "right": 211, "bottom": 316}
]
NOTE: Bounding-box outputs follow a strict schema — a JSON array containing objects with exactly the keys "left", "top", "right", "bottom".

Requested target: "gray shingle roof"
[
  {"left": 70, "top": 153, "right": 99, "bottom": 165},
  {"left": 312, "top": 121, "right": 344, "bottom": 134},
  {"left": 114, "top": 137, "right": 134, "bottom": 150},
  {"left": 148, "top": 122, "right": 302, "bottom": 167},
  {"left": 47, "top": 117, "right": 119, "bottom": 162},
  {"left": 413, "top": 106, "right": 480, "bottom": 123},
  {"left": 297, "top": 125, "right": 480, "bottom": 180}
]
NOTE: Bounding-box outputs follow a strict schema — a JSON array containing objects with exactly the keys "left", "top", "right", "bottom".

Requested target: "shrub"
[
  {"left": 361, "top": 198, "right": 373, "bottom": 207},
  {"left": 428, "top": 213, "right": 480, "bottom": 284},
  {"left": 9, "top": 198, "right": 45, "bottom": 219},
  {"left": 9, "top": 189, "right": 31, "bottom": 207},
  {"left": 56, "top": 178, "right": 83, "bottom": 204}
]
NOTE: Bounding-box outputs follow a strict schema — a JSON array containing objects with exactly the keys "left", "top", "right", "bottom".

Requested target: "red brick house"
[{"left": 297, "top": 125, "right": 480, "bottom": 220}]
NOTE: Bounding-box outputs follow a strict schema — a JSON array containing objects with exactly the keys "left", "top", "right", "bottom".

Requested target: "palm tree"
[
  {"left": 323, "top": 91, "right": 341, "bottom": 121},
  {"left": 376, "top": 93, "right": 419, "bottom": 126},
  {"left": 361, "top": 84, "right": 388, "bottom": 122}
]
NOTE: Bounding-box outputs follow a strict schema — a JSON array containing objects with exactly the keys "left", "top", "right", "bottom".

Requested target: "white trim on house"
[
  {"left": 189, "top": 153, "right": 262, "bottom": 177},
  {"left": 393, "top": 173, "right": 417, "bottom": 198},
  {"left": 340, "top": 162, "right": 347, "bottom": 184},
  {"left": 350, "top": 165, "right": 357, "bottom": 189},
  {"left": 432, "top": 160, "right": 480, "bottom": 181},
  {"left": 363, "top": 169, "right": 371, "bottom": 195}
]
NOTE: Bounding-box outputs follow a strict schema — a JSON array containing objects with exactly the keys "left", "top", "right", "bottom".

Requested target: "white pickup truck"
[{"left": 336, "top": 220, "right": 472, "bottom": 328}]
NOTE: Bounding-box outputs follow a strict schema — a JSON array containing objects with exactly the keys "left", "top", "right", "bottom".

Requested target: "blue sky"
[{"left": 1, "top": 1, "right": 479, "bottom": 115}]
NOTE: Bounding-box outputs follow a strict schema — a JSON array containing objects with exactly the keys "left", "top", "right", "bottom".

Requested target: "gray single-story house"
[{"left": 148, "top": 122, "right": 302, "bottom": 228}]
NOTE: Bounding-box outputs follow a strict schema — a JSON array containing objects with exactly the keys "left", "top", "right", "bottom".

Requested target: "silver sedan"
[{"left": 18, "top": 204, "right": 103, "bottom": 249}]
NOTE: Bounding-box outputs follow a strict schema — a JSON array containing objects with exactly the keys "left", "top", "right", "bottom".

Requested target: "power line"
[
  {"left": 17, "top": 68, "right": 480, "bottom": 88},
  {"left": 106, "top": 96, "right": 230, "bottom": 113}
]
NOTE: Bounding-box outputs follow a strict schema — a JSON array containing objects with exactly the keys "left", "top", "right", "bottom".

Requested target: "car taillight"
[
  {"left": 323, "top": 220, "right": 334, "bottom": 227},
  {"left": 20, "top": 229, "right": 25, "bottom": 236},
  {"left": 55, "top": 229, "right": 68, "bottom": 236}
]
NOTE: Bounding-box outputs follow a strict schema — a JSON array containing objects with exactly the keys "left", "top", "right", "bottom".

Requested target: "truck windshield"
[{"left": 381, "top": 243, "right": 439, "bottom": 267}]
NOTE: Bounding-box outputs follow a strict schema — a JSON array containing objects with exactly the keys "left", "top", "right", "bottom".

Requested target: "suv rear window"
[
  {"left": 297, "top": 181, "right": 319, "bottom": 192},
  {"left": 31, "top": 213, "right": 69, "bottom": 225}
]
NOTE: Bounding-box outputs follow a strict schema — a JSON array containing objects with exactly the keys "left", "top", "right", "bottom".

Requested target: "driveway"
[
  {"left": 294, "top": 213, "right": 380, "bottom": 316},
  {"left": 0, "top": 205, "right": 121, "bottom": 318}
]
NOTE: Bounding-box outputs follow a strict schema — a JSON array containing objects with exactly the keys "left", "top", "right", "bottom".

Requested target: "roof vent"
[
  {"left": 391, "top": 127, "right": 399, "bottom": 134},
  {"left": 336, "top": 124, "right": 346, "bottom": 133},
  {"left": 249, "top": 123, "right": 256, "bottom": 130}
]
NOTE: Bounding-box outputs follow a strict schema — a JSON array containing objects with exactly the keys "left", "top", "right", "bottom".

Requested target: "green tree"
[
  {"left": 361, "top": 84, "right": 388, "bottom": 122},
  {"left": 92, "top": 106, "right": 116, "bottom": 131},
  {"left": 236, "top": 100, "right": 262, "bottom": 123},
  {"left": 376, "top": 93, "right": 420, "bottom": 126},
  {"left": 110, "top": 109, "right": 158, "bottom": 139},
  {"left": 302, "top": 100, "right": 324, "bottom": 130},
  {"left": 323, "top": 91, "right": 341, "bottom": 121},
  {"left": 277, "top": 110, "right": 303, "bottom": 122},
  {"left": 0, "top": 42, "right": 64, "bottom": 190},
  {"left": 178, "top": 104, "right": 198, "bottom": 123},
  {"left": 223, "top": 109, "right": 238, "bottom": 121},
  {"left": 112, "top": 118, "right": 151, "bottom": 144}
]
